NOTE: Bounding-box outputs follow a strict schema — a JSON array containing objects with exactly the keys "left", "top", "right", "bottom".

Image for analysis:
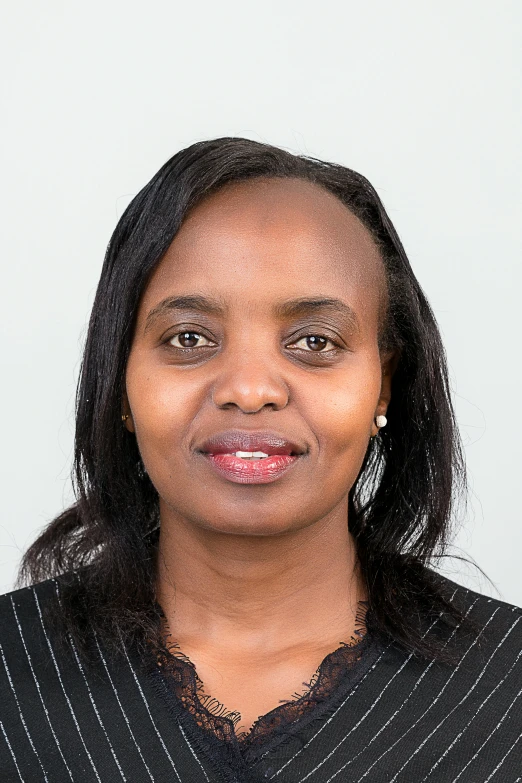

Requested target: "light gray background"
[{"left": 1, "top": 1, "right": 520, "bottom": 603}]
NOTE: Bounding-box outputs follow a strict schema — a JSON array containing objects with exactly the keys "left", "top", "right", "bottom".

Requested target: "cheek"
[
  {"left": 125, "top": 358, "right": 202, "bottom": 464},
  {"left": 310, "top": 358, "right": 381, "bottom": 459}
]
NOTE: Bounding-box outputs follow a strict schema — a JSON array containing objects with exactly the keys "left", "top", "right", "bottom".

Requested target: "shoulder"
[
  {"left": 0, "top": 573, "right": 79, "bottom": 674},
  {"left": 425, "top": 570, "right": 522, "bottom": 681},
  {"left": 430, "top": 568, "right": 522, "bottom": 625},
  {"left": 0, "top": 572, "right": 76, "bottom": 625},
  {"left": 0, "top": 574, "right": 55, "bottom": 627}
]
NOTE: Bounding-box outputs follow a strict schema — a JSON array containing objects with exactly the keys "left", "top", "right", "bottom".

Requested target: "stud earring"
[
  {"left": 121, "top": 414, "right": 129, "bottom": 422},
  {"left": 375, "top": 415, "right": 387, "bottom": 428}
]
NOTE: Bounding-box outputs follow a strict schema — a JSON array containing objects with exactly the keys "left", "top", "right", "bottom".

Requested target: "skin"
[{"left": 123, "top": 177, "right": 398, "bottom": 734}]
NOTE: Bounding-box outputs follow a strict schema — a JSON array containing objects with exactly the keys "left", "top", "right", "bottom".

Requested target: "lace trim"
[{"left": 152, "top": 599, "right": 371, "bottom": 751}]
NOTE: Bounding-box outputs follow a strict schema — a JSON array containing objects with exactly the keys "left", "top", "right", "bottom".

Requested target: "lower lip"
[{"left": 203, "top": 453, "right": 300, "bottom": 484}]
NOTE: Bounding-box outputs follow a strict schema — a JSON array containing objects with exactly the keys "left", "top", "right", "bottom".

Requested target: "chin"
[{"left": 197, "top": 515, "right": 302, "bottom": 538}]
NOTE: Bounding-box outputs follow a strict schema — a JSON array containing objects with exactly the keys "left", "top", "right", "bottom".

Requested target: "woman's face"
[{"left": 124, "top": 177, "right": 396, "bottom": 536}]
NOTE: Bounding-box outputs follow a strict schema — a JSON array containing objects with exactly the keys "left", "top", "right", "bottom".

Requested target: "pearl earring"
[{"left": 375, "top": 415, "right": 387, "bottom": 428}]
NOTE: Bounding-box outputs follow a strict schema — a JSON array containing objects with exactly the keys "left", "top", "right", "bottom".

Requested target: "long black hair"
[{"left": 19, "top": 137, "right": 486, "bottom": 664}]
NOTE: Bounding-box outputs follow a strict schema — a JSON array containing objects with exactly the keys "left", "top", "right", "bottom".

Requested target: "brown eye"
[
  {"left": 169, "top": 331, "right": 214, "bottom": 348},
  {"left": 290, "top": 335, "right": 336, "bottom": 352}
]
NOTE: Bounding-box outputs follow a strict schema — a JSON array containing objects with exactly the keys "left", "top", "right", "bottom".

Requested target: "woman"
[{"left": 1, "top": 137, "right": 520, "bottom": 783}]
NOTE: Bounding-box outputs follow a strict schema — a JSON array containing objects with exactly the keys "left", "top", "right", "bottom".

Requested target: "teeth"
[{"left": 234, "top": 451, "right": 269, "bottom": 459}]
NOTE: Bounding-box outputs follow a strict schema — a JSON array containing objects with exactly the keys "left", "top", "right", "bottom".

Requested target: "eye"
[
  {"left": 287, "top": 335, "right": 339, "bottom": 352},
  {"left": 168, "top": 331, "right": 215, "bottom": 349}
]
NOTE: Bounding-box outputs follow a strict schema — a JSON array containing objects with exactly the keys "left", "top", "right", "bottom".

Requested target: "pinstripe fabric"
[
  {"left": 92, "top": 630, "right": 156, "bottom": 782},
  {"left": 1, "top": 573, "right": 521, "bottom": 782},
  {"left": 0, "top": 641, "right": 49, "bottom": 781}
]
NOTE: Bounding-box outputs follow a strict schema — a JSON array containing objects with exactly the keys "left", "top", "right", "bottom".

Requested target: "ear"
[
  {"left": 370, "top": 349, "right": 400, "bottom": 437},
  {"left": 122, "top": 391, "right": 135, "bottom": 433}
]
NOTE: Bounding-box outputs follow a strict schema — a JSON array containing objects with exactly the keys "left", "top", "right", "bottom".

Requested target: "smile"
[{"left": 197, "top": 430, "right": 306, "bottom": 484}]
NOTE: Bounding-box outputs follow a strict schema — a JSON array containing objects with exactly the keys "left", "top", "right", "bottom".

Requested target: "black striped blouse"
[{"left": 1, "top": 571, "right": 521, "bottom": 782}]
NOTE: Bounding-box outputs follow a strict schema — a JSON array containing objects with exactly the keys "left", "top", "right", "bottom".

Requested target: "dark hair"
[{"left": 19, "top": 137, "right": 486, "bottom": 664}]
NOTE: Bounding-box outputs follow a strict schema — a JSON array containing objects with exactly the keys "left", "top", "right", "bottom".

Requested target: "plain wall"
[{"left": 1, "top": 0, "right": 520, "bottom": 603}]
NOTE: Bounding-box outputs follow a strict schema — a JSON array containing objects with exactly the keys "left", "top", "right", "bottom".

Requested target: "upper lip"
[{"left": 198, "top": 430, "right": 306, "bottom": 456}]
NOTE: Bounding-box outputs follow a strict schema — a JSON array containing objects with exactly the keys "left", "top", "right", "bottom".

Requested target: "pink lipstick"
[{"left": 197, "top": 430, "right": 306, "bottom": 485}]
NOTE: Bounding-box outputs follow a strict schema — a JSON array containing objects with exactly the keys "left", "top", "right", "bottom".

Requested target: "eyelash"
[{"left": 166, "top": 331, "right": 342, "bottom": 354}]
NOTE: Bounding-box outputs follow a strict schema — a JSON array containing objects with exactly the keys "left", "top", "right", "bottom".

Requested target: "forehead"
[{"left": 140, "top": 177, "right": 386, "bottom": 330}]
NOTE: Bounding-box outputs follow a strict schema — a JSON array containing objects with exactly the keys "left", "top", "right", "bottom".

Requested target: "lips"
[
  {"left": 198, "top": 430, "right": 305, "bottom": 457},
  {"left": 197, "top": 430, "right": 306, "bottom": 484}
]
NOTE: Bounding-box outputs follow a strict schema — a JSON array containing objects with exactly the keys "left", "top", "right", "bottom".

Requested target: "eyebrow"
[
  {"left": 144, "top": 295, "right": 227, "bottom": 332},
  {"left": 273, "top": 297, "right": 360, "bottom": 331},
  {"left": 144, "top": 294, "right": 360, "bottom": 332}
]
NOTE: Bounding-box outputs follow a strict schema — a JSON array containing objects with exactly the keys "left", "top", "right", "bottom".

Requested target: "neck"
[{"left": 155, "top": 500, "right": 366, "bottom": 657}]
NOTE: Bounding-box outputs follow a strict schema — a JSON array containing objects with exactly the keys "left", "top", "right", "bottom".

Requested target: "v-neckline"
[{"left": 149, "top": 598, "right": 376, "bottom": 749}]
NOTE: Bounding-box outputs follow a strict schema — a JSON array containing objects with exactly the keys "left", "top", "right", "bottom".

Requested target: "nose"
[{"left": 211, "top": 352, "right": 289, "bottom": 413}]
